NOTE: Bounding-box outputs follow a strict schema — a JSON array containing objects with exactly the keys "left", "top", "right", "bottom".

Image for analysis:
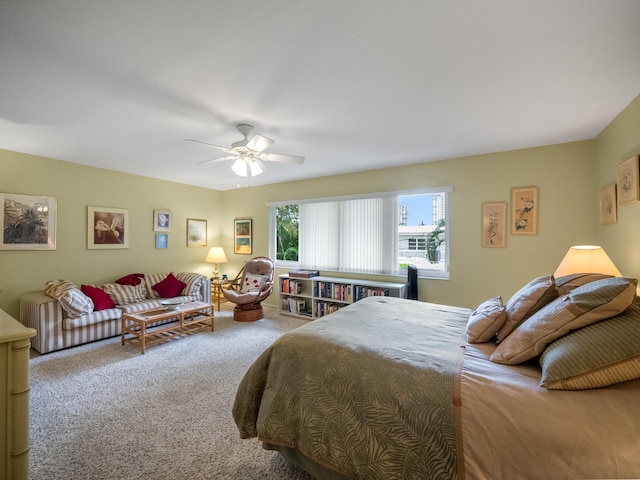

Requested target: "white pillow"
[
  {"left": 466, "top": 296, "right": 506, "bottom": 343},
  {"left": 241, "top": 273, "right": 267, "bottom": 293},
  {"left": 43, "top": 279, "right": 94, "bottom": 318}
]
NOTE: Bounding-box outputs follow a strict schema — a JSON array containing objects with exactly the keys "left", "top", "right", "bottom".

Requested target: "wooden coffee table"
[{"left": 121, "top": 301, "right": 213, "bottom": 354}]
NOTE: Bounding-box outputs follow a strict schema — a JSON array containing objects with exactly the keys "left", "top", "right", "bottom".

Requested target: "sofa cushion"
[
  {"left": 81, "top": 284, "right": 116, "bottom": 311},
  {"left": 175, "top": 272, "right": 206, "bottom": 301},
  {"left": 102, "top": 283, "right": 146, "bottom": 305},
  {"left": 118, "top": 296, "right": 195, "bottom": 313},
  {"left": 144, "top": 273, "right": 167, "bottom": 299},
  {"left": 63, "top": 308, "right": 122, "bottom": 330},
  {"left": 152, "top": 272, "right": 187, "bottom": 298},
  {"left": 44, "top": 279, "right": 94, "bottom": 318}
]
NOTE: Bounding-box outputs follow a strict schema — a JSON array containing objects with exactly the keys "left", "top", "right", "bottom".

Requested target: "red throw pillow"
[
  {"left": 81, "top": 284, "right": 116, "bottom": 311},
  {"left": 115, "top": 273, "right": 145, "bottom": 286},
  {"left": 152, "top": 272, "right": 186, "bottom": 298}
]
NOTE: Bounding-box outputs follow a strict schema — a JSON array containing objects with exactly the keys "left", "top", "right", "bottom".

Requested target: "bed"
[{"left": 232, "top": 275, "right": 640, "bottom": 479}]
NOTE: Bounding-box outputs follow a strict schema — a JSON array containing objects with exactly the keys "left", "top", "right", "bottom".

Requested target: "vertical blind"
[{"left": 299, "top": 197, "right": 398, "bottom": 274}]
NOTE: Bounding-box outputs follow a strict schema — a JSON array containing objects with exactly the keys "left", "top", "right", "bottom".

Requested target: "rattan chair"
[{"left": 222, "top": 256, "right": 275, "bottom": 321}]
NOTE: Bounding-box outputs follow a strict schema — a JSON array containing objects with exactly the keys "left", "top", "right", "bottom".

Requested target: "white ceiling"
[{"left": 1, "top": 1, "right": 640, "bottom": 191}]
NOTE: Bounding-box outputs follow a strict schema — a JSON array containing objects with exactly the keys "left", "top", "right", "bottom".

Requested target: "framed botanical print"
[
  {"left": 600, "top": 183, "right": 617, "bottom": 225},
  {"left": 87, "top": 206, "right": 128, "bottom": 249},
  {"left": 616, "top": 155, "right": 639, "bottom": 205},
  {"left": 187, "top": 218, "right": 207, "bottom": 247},
  {"left": 0, "top": 193, "right": 56, "bottom": 250},
  {"left": 153, "top": 209, "right": 171, "bottom": 232},
  {"left": 234, "top": 218, "right": 252, "bottom": 254},
  {"left": 511, "top": 187, "right": 538, "bottom": 235},
  {"left": 482, "top": 202, "right": 507, "bottom": 248}
]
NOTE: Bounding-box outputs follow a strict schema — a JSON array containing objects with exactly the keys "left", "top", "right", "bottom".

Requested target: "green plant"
[{"left": 426, "top": 219, "right": 445, "bottom": 264}]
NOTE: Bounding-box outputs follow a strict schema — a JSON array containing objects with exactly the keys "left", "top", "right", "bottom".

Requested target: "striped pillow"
[
  {"left": 175, "top": 272, "right": 206, "bottom": 300},
  {"left": 540, "top": 296, "right": 640, "bottom": 389},
  {"left": 491, "top": 277, "right": 637, "bottom": 365},
  {"left": 44, "top": 279, "right": 94, "bottom": 318},
  {"left": 102, "top": 283, "right": 146, "bottom": 305},
  {"left": 144, "top": 273, "right": 167, "bottom": 299}
]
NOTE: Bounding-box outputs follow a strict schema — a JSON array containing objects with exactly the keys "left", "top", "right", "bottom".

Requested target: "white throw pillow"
[
  {"left": 241, "top": 273, "right": 267, "bottom": 293},
  {"left": 466, "top": 296, "right": 506, "bottom": 343}
]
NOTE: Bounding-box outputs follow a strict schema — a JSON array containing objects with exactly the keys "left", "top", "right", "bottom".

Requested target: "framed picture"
[
  {"left": 234, "top": 218, "right": 252, "bottom": 255},
  {"left": 155, "top": 233, "right": 168, "bottom": 249},
  {"left": 87, "top": 206, "right": 129, "bottom": 249},
  {"left": 600, "top": 184, "right": 617, "bottom": 225},
  {"left": 187, "top": 218, "right": 207, "bottom": 247},
  {"left": 511, "top": 187, "right": 538, "bottom": 235},
  {"left": 153, "top": 209, "right": 171, "bottom": 232},
  {"left": 482, "top": 202, "right": 507, "bottom": 248},
  {"left": 616, "top": 155, "right": 639, "bottom": 205},
  {"left": 0, "top": 193, "right": 56, "bottom": 250}
]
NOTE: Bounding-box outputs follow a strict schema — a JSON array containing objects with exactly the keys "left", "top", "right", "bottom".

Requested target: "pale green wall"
[
  {"left": 595, "top": 93, "right": 640, "bottom": 277},
  {"left": 223, "top": 140, "right": 597, "bottom": 309},
  {"left": 0, "top": 150, "right": 221, "bottom": 317}
]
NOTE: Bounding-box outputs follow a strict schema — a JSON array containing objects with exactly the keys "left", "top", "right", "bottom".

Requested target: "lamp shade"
[
  {"left": 553, "top": 245, "right": 621, "bottom": 277},
  {"left": 205, "top": 247, "right": 228, "bottom": 264}
]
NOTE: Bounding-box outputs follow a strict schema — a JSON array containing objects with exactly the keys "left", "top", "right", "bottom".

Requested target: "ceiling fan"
[{"left": 187, "top": 124, "right": 304, "bottom": 177}]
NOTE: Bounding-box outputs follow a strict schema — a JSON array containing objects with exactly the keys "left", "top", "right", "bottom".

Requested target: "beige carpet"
[{"left": 28, "top": 305, "right": 316, "bottom": 480}]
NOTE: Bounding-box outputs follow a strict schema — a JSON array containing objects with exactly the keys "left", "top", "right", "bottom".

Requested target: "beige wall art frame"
[
  {"left": 187, "top": 218, "right": 207, "bottom": 247},
  {"left": 511, "top": 187, "right": 538, "bottom": 235},
  {"left": 482, "top": 202, "right": 507, "bottom": 248},
  {"left": 87, "top": 206, "right": 128, "bottom": 249},
  {"left": 616, "top": 155, "right": 639, "bottom": 205},
  {"left": 599, "top": 183, "right": 617, "bottom": 225},
  {"left": 1, "top": 193, "right": 57, "bottom": 250}
]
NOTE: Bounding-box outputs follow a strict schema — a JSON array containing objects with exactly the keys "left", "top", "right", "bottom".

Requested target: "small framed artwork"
[
  {"left": 511, "top": 187, "right": 538, "bottom": 235},
  {"left": 155, "top": 233, "right": 168, "bottom": 249},
  {"left": 87, "top": 206, "right": 128, "bottom": 249},
  {"left": 600, "top": 184, "right": 617, "bottom": 225},
  {"left": 234, "top": 218, "right": 252, "bottom": 255},
  {"left": 153, "top": 209, "right": 171, "bottom": 232},
  {"left": 616, "top": 155, "right": 639, "bottom": 205},
  {"left": 0, "top": 193, "right": 56, "bottom": 250},
  {"left": 482, "top": 202, "right": 507, "bottom": 248},
  {"left": 187, "top": 218, "right": 207, "bottom": 247}
]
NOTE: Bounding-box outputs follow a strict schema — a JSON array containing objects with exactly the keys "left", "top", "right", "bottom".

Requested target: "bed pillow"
[
  {"left": 102, "top": 282, "right": 146, "bottom": 305},
  {"left": 555, "top": 273, "right": 613, "bottom": 296},
  {"left": 491, "top": 277, "right": 637, "bottom": 365},
  {"left": 496, "top": 275, "right": 558, "bottom": 342},
  {"left": 80, "top": 284, "right": 116, "bottom": 311},
  {"left": 539, "top": 296, "right": 640, "bottom": 390},
  {"left": 152, "top": 272, "right": 187, "bottom": 298},
  {"left": 241, "top": 273, "right": 267, "bottom": 293},
  {"left": 466, "top": 296, "right": 506, "bottom": 343},
  {"left": 44, "top": 279, "right": 94, "bottom": 318}
]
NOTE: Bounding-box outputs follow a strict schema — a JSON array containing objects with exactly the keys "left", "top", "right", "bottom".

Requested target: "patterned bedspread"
[{"left": 233, "top": 296, "right": 470, "bottom": 479}]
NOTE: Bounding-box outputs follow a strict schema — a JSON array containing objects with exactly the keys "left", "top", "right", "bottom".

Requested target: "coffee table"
[{"left": 121, "top": 301, "right": 213, "bottom": 354}]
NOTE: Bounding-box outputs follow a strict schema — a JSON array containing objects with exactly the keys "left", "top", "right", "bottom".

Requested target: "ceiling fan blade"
[
  {"left": 246, "top": 134, "right": 274, "bottom": 154},
  {"left": 197, "top": 155, "right": 237, "bottom": 165},
  {"left": 261, "top": 152, "right": 305, "bottom": 164},
  {"left": 185, "top": 139, "right": 233, "bottom": 153}
]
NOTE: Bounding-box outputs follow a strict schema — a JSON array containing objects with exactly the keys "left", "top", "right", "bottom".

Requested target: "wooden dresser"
[{"left": 0, "top": 308, "right": 36, "bottom": 480}]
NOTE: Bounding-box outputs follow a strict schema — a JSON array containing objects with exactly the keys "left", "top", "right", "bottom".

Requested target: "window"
[{"left": 269, "top": 188, "right": 449, "bottom": 278}]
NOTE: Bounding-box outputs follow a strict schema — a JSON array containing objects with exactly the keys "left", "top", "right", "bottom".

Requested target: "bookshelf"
[{"left": 279, "top": 274, "right": 407, "bottom": 319}]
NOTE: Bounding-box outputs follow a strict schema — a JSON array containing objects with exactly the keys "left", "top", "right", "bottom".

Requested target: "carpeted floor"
[{"left": 28, "top": 305, "right": 316, "bottom": 480}]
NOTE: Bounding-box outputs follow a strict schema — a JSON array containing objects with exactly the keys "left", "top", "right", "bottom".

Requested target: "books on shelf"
[
  {"left": 280, "top": 278, "right": 302, "bottom": 295},
  {"left": 281, "top": 297, "right": 310, "bottom": 316},
  {"left": 288, "top": 269, "right": 320, "bottom": 278}
]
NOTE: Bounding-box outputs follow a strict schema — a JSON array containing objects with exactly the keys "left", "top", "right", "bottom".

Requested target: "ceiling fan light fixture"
[
  {"left": 249, "top": 160, "right": 263, "bottom": 177},
  {"left": 231, "top": 158, "right": 248, "bottom": 176}
]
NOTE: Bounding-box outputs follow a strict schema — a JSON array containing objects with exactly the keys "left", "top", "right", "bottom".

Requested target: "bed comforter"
[{"left": 232, "top": 296, "right": 470, "bottom": 479}]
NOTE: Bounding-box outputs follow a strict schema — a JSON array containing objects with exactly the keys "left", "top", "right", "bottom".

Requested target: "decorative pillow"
[
  {"left": 144, "top": 273, "right": 167, "bottom": 299},
  {"left": 44, "top": 279, "right": 94, "bottom": 318},
  {"left": 152, "top": 272, "right": 187, "bottom": 298},
  {"left": 175, "top": 272, "right": 206, "bottom": 299},
  {"left": 241, "top": 273, "right": 267, "bottom": 293},
  {"left": 115, "top": 273, "right": 145, "bottom": 286},
  {"left": 491, "top": 277, "right": 638, "bottom": 365},
  {"left": 496, "top": 275, "right": 558, "bottom": 343},
  {"left": 555, "top": 273, "right": 613, "bottom": 296},
  {"left": 466, "top": 296, "right": 507, "bottom": 343},
  {"left": 102, "top": 282, "right": 146, "bottom": 305},
  {"left": 539, "top": 296, "right": 640, "bottom": 390},
  {"left": 80, "top": 284, "right": 116, "bottom": 311}
]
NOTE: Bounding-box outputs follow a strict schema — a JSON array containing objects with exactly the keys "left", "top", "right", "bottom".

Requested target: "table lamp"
[
  {"left": 553, "top": 245, "right": 621, "bottom": 277},
  {"left": 205, "top": 247, "right": 228, "bottom": 279}
]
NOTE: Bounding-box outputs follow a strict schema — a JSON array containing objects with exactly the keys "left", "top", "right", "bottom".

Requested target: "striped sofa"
[{"left": 20, "top": 272, "right": 211, "bottom": 354}]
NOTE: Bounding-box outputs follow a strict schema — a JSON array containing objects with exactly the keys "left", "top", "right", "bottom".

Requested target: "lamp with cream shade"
[
  {"left": 205, "top": 247, "right": 228, "bottom": 279},
  {"left": 553, "top": 245, "right": 621, "bottom": 277}
]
